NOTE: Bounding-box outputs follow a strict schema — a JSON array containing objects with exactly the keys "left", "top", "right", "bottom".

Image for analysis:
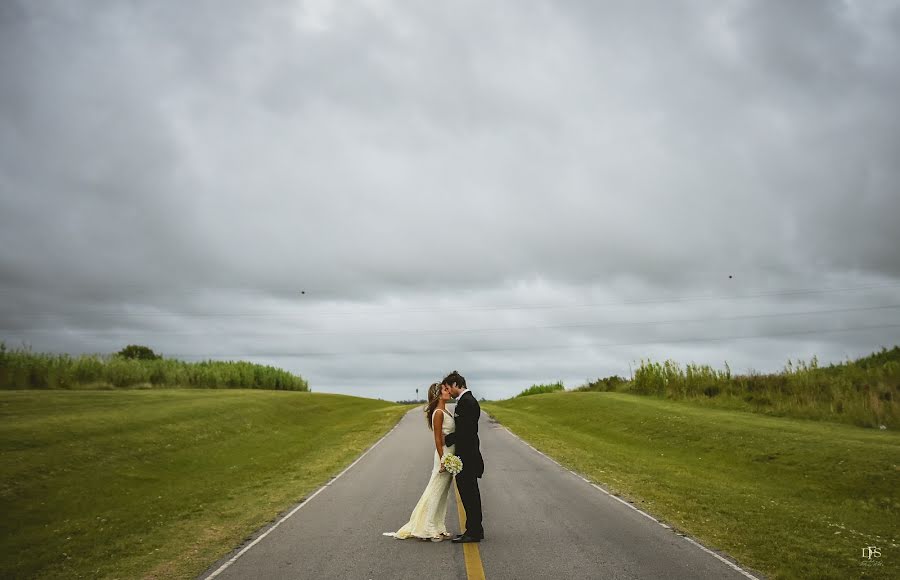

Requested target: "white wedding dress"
[{"left": 384, "top": 408, "right": 456, "bottom": 540}]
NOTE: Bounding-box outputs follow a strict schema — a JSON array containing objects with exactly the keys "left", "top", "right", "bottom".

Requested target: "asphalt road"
[{"left": 199, "top": 406, "right": 761, "bottom": 580}]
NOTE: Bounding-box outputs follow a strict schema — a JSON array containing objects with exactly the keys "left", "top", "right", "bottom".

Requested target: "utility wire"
[
  {"left": 7, "top": 282, "right": 900, "bottom": 317},
  {"left": 164, "top": 322, "right": 900, "bottom": 358},
  {"left": 7, "top": 303, "right": 900, "bottom": 336}
]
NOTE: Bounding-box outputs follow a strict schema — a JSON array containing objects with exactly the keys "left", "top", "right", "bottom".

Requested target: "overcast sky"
[{"left": 2, "top": 0, "right": 899, "bottom": 401}]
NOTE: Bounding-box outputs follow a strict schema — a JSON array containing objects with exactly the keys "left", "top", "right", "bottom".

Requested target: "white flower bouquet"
[{"left": 441, "top": 453, "right": 463, "bottom": 475}]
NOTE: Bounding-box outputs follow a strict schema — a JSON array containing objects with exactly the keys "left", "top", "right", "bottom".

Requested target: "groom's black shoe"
[{"left": 451, "top": 534, "right": 482, "bottom": 543}]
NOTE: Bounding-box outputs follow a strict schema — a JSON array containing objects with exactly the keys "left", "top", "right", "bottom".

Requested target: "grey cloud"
[{"left": 2, "top": 0, "right": 899, "bottom": 400}]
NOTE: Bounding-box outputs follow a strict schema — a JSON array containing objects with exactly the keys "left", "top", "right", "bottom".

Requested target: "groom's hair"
[{"left": 442, "top": 370, "right": 466, "bottom": 389}]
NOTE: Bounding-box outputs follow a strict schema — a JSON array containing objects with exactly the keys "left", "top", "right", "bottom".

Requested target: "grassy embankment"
[
  {"left": 1, "top": 389, "right": 411, "bottom": 579},
  {"left": 485, "top": 391, "right": 899, "bottom": 579}
]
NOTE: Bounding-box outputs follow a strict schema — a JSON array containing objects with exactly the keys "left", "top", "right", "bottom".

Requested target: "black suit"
[{"left": 444, "top": 390, "right": 484, "bottom": 538}]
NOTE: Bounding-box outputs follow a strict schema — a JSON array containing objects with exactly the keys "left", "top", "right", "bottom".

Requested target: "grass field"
[
  {"left": 484, "top": 392, "right": 900, "bottom": 580},
  {"left": 0, "top": 389, "right": 411, "bottom": 579}
]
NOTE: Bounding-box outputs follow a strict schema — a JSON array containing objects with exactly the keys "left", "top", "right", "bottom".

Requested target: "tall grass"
[
  {"left": 628, "top": 347, "right": 899, "bottom": 428},
  {"left": 517, "top": 381, "right": 565, "bottom": 397},
  {"left": 0, "top": 343, "right": 309, "bottom": 391}
]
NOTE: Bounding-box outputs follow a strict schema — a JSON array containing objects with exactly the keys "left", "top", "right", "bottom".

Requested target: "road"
[{"left": 199, "top": 406, "right": 761, "bottom": 579}]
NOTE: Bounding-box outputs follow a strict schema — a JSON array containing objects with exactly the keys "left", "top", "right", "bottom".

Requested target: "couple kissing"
[{"left": 384, "top": 370, "right": 485, "bottom": 543}]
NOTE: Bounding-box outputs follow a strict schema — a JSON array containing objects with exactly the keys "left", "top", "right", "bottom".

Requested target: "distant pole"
[{"left": 416, "top": 388, "right": 419, "bottom": 401}]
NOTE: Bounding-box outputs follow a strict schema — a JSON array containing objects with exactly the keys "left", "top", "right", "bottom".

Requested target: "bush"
[
  {"left": 116, "top": 345, "right": 161, "bottom": 360},
  {"left": 576, "top": 375, "right": 625, "bottom": 392}
]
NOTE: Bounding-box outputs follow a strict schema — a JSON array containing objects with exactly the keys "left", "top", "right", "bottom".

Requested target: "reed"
[
  {"left": 626, "top": 346, "right": 899, "bottom": 428},
  {"left": 517, "top": 381, "right": 565, "bottom": 397},
  {"left": 0, "top": 343, "right": 309, "bottom": 391}
]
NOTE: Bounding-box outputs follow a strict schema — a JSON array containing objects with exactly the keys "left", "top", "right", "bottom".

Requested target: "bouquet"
[{"left": 441, "top": 453, "right": 463, "bottom": 475}]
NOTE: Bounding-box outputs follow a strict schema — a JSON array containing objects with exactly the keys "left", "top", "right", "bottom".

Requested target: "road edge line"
[
  {"left": 489, "top": 415, "right": 761, "bottom": 580},
  {"left": 202, "top": 412, "right": 408, "bottom": 579}
]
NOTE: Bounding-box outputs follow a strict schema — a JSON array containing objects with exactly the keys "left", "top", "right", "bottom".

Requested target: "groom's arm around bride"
[{"left": 444, "top": 390, "right": 484, "bottom": 478}]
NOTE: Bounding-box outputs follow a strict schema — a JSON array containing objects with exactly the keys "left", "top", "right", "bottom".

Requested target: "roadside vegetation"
[
  {"left": 499, "top": 347, "right": 900, "bottom": 579},
  {"left": 568, "top": 346, "right": 900, "bottom": 428},
  {"left": 0, "top": 389, "right": 409, "bottom": 579},
  {"left": 0, "top": 343, "right": 309, "bottom": 391},
  {"left": 516, "top": 381, "right": 565, "bottom": 397},
  {"left": 484, "top": 392, "right": 900, "bottom": 580}
]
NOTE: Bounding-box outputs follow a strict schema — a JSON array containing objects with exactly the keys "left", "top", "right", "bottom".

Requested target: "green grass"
[
  {"left": 0, "top": 389, "right": 411, "bottom": 579},
  {"left": 485, "top": 392, "right": 900, "bottom": 580}
]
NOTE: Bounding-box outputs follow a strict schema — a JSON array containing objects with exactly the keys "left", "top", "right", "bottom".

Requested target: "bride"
[{"left": 384, "top": 382, "right": 456, "bottom": 542}]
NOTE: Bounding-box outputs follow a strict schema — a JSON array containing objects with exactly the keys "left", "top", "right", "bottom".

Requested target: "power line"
[
  {"left": 6, "top": 282, "right": 900, "bottom": 317},
  {"left": 6, "top": 303, "right": 900, "bottom": 336},
  {"left": 163, "top": 322, "right": 900, "bottom": 358}
]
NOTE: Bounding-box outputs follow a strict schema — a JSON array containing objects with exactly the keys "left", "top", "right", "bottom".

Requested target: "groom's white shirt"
[{"left": 454, "top": 388, "right": 469, "bottom": 416}]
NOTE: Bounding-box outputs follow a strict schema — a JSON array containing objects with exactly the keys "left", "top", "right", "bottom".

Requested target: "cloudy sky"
[{"left": 1, "top": 0, "right": 899, "bottom": 401}]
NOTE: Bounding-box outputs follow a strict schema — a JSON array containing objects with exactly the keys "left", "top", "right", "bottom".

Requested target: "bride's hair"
[{"left": 424, "top": 382, "right": 442, "bottom": 430}]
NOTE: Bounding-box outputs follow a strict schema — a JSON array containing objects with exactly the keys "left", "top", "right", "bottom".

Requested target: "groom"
[{"left": 442, "top": 370, "right": 485, "bottom": 543}]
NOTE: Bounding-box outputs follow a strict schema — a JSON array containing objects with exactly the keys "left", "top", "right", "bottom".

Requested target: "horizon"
[
  {"left": 2, "top": 2, "right": 899, "bottom": 402},
  {"left": 3, "top": 340, "right": 896, "bottom": 402}
]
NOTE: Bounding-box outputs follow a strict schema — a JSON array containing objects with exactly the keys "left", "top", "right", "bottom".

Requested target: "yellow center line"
[{"left": 454, "top": 480, "right": 486, "bottom": 580}]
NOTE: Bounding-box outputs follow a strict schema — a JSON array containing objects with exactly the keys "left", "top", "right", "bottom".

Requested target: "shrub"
[
  {"left": 576, "top": 375, "right": 625, "bottom": 392},
  {"left": 116, "top": 345, "right": 161, "bottom": 360}
]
